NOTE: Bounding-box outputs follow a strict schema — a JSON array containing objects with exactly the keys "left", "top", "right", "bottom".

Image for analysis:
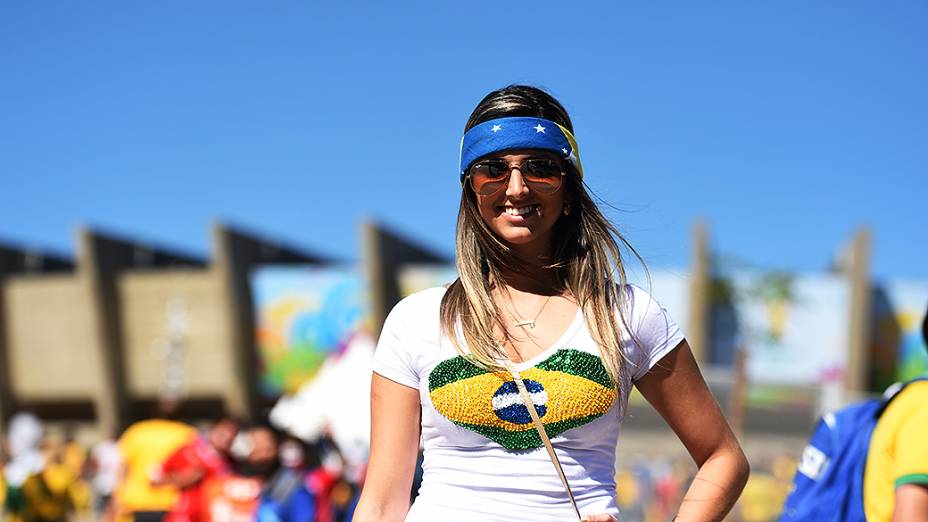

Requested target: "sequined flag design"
[{"left": 428, "top": 349, "right": 616, "bottom": 450}]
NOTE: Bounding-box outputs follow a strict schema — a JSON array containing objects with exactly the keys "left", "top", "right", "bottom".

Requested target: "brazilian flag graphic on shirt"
[{"left": 428, "top": 349, "right": 616, "bottom": 450}]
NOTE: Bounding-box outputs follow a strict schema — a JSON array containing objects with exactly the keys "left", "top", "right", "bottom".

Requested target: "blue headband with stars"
[{"left": 459, "top": 116, "right": 583, "bottom": 183}]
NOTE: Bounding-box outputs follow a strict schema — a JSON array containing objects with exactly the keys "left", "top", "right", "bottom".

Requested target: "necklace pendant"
[{"left": 514, "top": 320, "right": 535, "bottom": 329}]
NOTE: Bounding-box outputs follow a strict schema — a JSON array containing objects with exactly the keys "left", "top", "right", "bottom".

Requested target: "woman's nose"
[{"left": 506, "top": 168, "right": 528, "bottom": 196}]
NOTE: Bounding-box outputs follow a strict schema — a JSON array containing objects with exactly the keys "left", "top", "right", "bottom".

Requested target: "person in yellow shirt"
[
  {"left": 863, "top": 308, "right": 928, "bottom": 521},
  {"left": 113, "top": 399, "right": 196, "bottom": 522},
  {"left": 60, "top": 429, "right": 93, "bottom": 515},
  {"left": 1, "top": 461, "right": 7, "bottom": 513}
]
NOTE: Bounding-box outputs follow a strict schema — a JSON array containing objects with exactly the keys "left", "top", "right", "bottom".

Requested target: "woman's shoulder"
[
  {"left": 616, "top": 282, "right": 657, "bottom": 309},
  {"left": 379, "top": 286, "right": 449, "bottom": 348},
  {"left": 618, "top": 282, "right": 648, "bottom": 297},
  {"left": 614, "top": 283, "right": 676, "bottom": 331}
]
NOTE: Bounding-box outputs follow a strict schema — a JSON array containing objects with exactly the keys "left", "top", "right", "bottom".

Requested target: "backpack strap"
[
  {"left": 876, "top": 377, "right": 928, "bottom": 417},
  {"left": 507, "top": 364, "right": 583, "bottom": 522}
]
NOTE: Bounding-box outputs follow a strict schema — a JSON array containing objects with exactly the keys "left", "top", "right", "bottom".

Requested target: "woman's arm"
[
  {"left": 353, "top": 373, "right": 422, "bottom": 522},
  {"left": 635, "top": 340, "right": 750, "bottom": 522}
]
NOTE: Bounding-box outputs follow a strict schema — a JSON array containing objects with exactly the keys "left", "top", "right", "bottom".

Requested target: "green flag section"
[{"left": 428, "top": 349, "right": 616, "bottom": 450}]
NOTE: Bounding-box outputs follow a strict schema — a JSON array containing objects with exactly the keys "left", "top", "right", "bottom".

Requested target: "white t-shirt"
[{"left": 372, "top": 284, "right": 684, "bottom": 522}]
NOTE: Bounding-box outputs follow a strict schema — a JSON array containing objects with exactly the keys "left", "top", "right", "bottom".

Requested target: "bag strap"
[
  {"left": 877, "top": 376, "right": 928, "bottom": 417},
  {"left": 507, "top": 365, "right": 583, "bottom": 521}
]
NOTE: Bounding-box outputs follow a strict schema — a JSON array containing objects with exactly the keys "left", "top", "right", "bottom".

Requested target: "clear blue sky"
[{"left": 2, "top": 1, "right": 926, "bottom": 280}]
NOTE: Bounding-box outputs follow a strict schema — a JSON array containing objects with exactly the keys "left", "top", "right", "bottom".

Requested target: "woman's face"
[{"left": 472, "top": 150, "right": 568, "bottom": 253}]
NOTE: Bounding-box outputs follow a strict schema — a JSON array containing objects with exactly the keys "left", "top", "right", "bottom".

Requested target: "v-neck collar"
[{"left": 506, "top": 306, "right": 585, "bottom": 372}]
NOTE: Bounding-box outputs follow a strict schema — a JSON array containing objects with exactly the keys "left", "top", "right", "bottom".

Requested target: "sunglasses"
[{"left": 467, "top": 157, "right": 565, "bottom": 196}]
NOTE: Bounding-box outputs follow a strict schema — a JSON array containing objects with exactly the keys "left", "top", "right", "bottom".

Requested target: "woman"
[{"left": 354, "top": 85, "right": 749, "bottom": 521}]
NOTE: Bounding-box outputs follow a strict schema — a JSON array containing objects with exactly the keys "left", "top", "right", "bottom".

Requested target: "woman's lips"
[{"left": 498, "top": 204, "right": 540, "bottom": 222}]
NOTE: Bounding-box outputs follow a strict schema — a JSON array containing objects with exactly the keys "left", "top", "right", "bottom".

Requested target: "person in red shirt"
[
  {"left": 200, "top": 425, "right": 280, "bottom": 522},
  {"left": 161, "top": 418, "right": 239, "bottom": 522}
]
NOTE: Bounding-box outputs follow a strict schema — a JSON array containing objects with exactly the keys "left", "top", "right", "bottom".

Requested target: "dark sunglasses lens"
[
  {"left": 482, "top": 162, "right": 509, "bottom": 179},
  {"left": 469, "top": 162, "right": 509, "bottom": 195},
  {"left": 469, "top": 159, "right": 563, "bottom": 195},
  {"left": 523, "top": 159, "right": 562, "bottom": 192},
  {"left": 523, "top": 159, "right": 560, "bottom": 178}
]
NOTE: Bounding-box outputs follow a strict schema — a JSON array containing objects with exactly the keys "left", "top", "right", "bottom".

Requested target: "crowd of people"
[
  {"left": 0, "top": 405, "right": 803, "bottom": 522},
  {"left": 0, "top": 401, "right": 363, "bottom": 522}
]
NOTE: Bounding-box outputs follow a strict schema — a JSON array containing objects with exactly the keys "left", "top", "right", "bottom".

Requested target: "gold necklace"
[{"left": 506, "top": 295, "right": 553, "bottom": 329}]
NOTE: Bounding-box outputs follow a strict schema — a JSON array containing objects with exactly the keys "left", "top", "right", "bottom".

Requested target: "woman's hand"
[{"left": 581, "top": 514, "right": 618, "bottom": 521}]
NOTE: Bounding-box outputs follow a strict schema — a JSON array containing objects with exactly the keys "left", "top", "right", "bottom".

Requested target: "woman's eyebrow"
[
  {"left": 524, "top": 155, "right": 560, "bottom": 162},
  {"left": 479, "top": 153, "right": 559, "bottom": 163}
]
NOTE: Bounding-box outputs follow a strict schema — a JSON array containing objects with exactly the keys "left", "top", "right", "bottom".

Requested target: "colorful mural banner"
[
  {"left": 398, "top": 264, "right": 457, "bottom": 298},
  {"left": 718, "top": 271, "right": 850, "bottom": 386},
  {"left": 251, "top": 266, "right": 370, "bottom": 397},
  {"left": 871, "top": 279, "right": 928, "bottom": 386}
]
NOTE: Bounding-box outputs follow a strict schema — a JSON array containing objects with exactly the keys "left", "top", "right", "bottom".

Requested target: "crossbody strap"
[{"left": 508, "top": 365, "right": 582, "bottom": 521}]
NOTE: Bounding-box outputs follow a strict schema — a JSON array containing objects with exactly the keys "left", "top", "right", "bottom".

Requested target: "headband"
[{"left": 459, "top": 116, "right": 583, "bottom": 183}]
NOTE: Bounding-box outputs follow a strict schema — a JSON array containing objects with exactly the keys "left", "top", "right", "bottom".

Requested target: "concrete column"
[
  {"left": 687, "top": 221, "right": 711, "bottom": 364},
  {"left": 0, "top": 267, "right": 15, "bottom": 430},
  {"left": 211, "top": 223, "right": 327, "bottom": 422},
  {"left": 844, "top": 228, "right": 872, "bottom": 395},
  {"left": 77, "top": 229, "right": 134, "bottom": 435},
  {"left": 361, "top": 219, "right": 448, "bottom": 337}
]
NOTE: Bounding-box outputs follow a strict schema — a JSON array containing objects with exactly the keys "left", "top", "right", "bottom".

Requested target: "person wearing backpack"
[
  {"left": 780, "top": 306, "right": 928, "bottom": 522},
  {"left": 862, "top": 307, "right": 928, "bottom": 521}
]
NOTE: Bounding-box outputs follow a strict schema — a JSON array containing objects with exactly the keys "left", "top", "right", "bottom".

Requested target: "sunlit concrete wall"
[
  {"left": 119, "top": 269, "right": 232, "bottom": 398},
  {"left": 4, "top": 274, "right": 101, "bottom": 399}
]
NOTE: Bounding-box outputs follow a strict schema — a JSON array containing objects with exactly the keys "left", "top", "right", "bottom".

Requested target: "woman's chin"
[
  {"left": 493, "top": 228, "right": 533, "bottom": 244},
  {"left": 496, "top": 230, "right": 551, "bottom": 251}
]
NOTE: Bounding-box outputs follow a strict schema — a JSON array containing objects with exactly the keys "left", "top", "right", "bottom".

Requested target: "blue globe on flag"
[{"left": 492, "top": 380, "right": 548, "bottom": 424}]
